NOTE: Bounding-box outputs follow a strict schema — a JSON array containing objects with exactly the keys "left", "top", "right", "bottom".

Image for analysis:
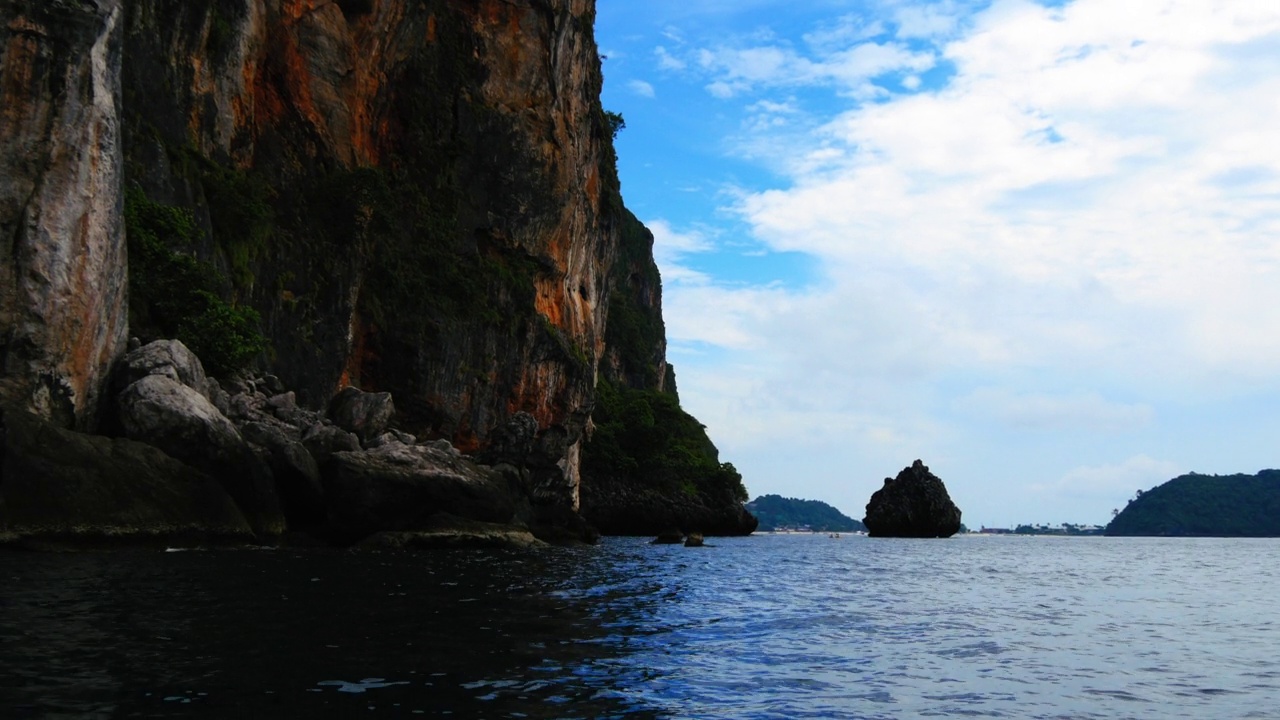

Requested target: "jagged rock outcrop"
[
  {"left": 0, "top": 407, "right": 253, "bottom": 548},
  {"left": 0, "top": 0, "right": 128, "bottom": 430},
  {"left": 863, "top": 460, "right": 962, "bottom": 538}
]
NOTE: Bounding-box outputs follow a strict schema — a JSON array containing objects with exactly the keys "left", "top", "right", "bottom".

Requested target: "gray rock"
[
  {"left": 0, "top": 0, "right": 127, "bottom": 430},
  {"left": 207, "top": 378, "right": 232, "bottom": 417},
  {"left": 114, "top": 339, "right": 210, "bottom": 399},
  {"left": 321, "top": 441, "right": 518, "bottom": 543},
  {"left": 356, "top": 515, "right": 545, "bottom": 551},
  {"left": 651, "top": 528, "right": 684, "bottom": 544},
  {"left": 302, "top": 423, "right": 362, "bottom": 466},
  {"left": 260, "top": 374, "right": 286, "bottom": 396},
  {"left": 327, "top": 386, "right": 395, "bottom": 445},
  {"left": 863, "top": 460, "right": 962, "bottom": 538},
  {"left": 267, "top": 391, "right": 296, "bottom": 412},
  {"left": 117, "top": 375, "right": 240, "bottom": 456},
  {"left": 227, "top": 391, "right": 269, "bottom": 423},
  {"left": 116, "top": 374, "right": 284, "bottom": 537},
  {"left": 241, "top": 422, "right": 324, "bottom": 529},
  {"left": 0, "top": 408, "right": 253, "bottom": 547},
  {"left": 367, "top": 429, "right": 417, "bottom": 449},
  {"left": 427, "top": 438, "right": 458, "bottom": 455}
]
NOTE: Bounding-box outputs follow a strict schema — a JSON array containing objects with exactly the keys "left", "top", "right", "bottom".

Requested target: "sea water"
[{"left": 1, "top": 535, "right": 1277, "bottom": 719}]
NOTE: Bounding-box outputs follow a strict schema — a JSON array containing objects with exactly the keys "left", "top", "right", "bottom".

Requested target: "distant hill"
[
  {"left": 1105, "top": 469, "right": 1280, "bottom": 537},
  {"left": 746, "top": 495, "right": 866, "bottom": 532}
]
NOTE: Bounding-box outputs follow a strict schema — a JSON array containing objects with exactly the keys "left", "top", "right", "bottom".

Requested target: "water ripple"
[{"left": 2, "top": 537, "right": 1280, "bottom": 718}]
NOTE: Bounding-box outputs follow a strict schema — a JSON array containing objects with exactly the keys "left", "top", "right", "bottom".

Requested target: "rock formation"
[
  {"left": 863, "top": 460, "right": 962, "bottom": 538},
  {"left": 0, "top": 0, "right": 128, "bottom": 430},
  {"left": 0, "top": 0, "right": 757, "bottom": 543},
  {"left": 0, "top": 406, "right": 253, "bottom": 549}
]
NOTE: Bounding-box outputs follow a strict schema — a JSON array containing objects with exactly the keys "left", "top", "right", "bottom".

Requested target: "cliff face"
[
  {"left": 0, "top": 0, "right": 753, "bottom": 536},
  {"left": 0, "top": 0, "right": 128, "bottom": 431},
  {"left": 111, "top": 0, "right": 616, "bottom": 508}
]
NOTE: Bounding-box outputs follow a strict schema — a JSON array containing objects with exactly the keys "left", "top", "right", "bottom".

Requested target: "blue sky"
[{"left": 595, "top": 0, "right": 1280, "bottom": 527}]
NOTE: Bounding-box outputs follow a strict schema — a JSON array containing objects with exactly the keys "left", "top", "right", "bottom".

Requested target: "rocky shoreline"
[
  {"left": 0, "top": 340, "right": 597, "bottom": 551},
  {"left": 0, "top": 339, "right": 758, "bottom": 551}
]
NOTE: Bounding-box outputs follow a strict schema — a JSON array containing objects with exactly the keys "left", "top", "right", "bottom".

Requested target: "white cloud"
[
  {"left": 628, "top": 79, "right": 656, "bottom": 98},
  {"left": 647, "top": 219, "right": 715, "bottom": 287},
  {"left": 803, "top": 15, "right": 886, "bottom": 52},
  {"left": 655, "top": 46, "right": 686, "bottom": 70},
  {"left": 955, "top": 388, "right": 1153, "bottom": 432},
  {"left": 894, "top": 2, "right": 964, "bottom": 40},
  {"left": 1032, "top": 455, "right": 1183, "bottom": 503},
  {"left": 658, "top": 18, "right": 936, "bottom": 99},
  {"left": 723, "top": 0, "right": 1280, "bottom": 383},
  {"left": 604, "top": 0, "right": 1280, "bottom": 524}
]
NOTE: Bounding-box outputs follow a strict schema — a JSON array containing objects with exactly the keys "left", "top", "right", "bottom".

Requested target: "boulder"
[
  {"left": 863, "top": 460, "right": 962, "bottom": 538},
  {"left": 117, "top": 375, "right": 240, "bottom": 455},
  {"left": 651, "top": 528, "right": 683, "bottom": 544},
  {"left": 240, "top": 421, "right": 325, "bottom": 530},
  {"left": 684, "top": 532, "right": 705, "bottom": 547},
  {"left": 301, "top": 423, "right": 362, "bottom": 466},
  {"left": 115, "top": 375, "right": 284, "bottom": 537},
  {"left": 0, "top": 408, "right": 253, "bottom": 548},
  {"left": 113, "top": 339, "right": 209, "bottom": 399},
  {"left": 327, "top": 386, "right": 394, "bottom": 446},
  {"left": 321, "top": 440, "right": 518, "bottom": 543}
]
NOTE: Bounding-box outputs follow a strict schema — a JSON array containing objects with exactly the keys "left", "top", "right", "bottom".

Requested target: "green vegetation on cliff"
[
  {"left": 583, "top": 379, "right": 747, "bottom": 505},
  {"left": 1105, "top": 470, "right": 1280, "bottom": 536},
  {"left": 746, "top": 495, "right": 866, "bottom": 532},
  {"left": 123, "top": 186, "right": 267, "bottom": 378}
]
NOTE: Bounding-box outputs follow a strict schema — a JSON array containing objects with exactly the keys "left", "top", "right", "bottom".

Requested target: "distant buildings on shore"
[{"left": 978, "top": 524, "right": 1105, "bottom": 536}]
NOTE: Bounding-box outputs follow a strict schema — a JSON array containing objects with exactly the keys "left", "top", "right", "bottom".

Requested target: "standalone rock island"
[{"left": 863, "top": 460, "right": 962, "bottom": 538}]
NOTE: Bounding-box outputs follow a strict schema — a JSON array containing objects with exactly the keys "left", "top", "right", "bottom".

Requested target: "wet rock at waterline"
[{"left": 863, "top": 460, "right": 962, "bottom": 538}]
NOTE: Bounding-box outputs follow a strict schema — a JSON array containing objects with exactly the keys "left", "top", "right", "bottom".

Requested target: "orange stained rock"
[
  {"left": 0, "top": 29, "right": 41, "bottom": 139},
  {"left": 584, "top": 165, "right": 599, "bottom": 204},
  {"left": 535, "top": 278, "right": 564, "bottom": 327},
  {"left": 280, "top": 0, "right": 327, "bottom": 22}
]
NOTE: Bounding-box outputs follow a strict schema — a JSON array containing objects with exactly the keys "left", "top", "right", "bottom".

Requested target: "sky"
[{"left": 593, "top": 0, "right": 1280, "bottom": 528}]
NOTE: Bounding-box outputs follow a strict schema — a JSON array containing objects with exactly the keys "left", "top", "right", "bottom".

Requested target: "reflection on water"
[
  {"left": 2, "top": 536, "right": 1279, "bottom": 719},
  {"left": 0, "top": 545, "right": 664, "bottom": 718}
]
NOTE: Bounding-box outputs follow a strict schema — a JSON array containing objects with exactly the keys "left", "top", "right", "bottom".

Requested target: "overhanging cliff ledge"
[{"left": 0, "top": 0, "right": 755, "bottom": 543}]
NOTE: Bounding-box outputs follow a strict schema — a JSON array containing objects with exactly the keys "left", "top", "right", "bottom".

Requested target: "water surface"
[{"left": 1, "top": 535, "right": 1276, "bottom": 718}]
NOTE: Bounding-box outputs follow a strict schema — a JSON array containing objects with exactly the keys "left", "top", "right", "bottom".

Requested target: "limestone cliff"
[
  {"left": 0, "top": 0, "right": 128, "bottom": 431},
  {"left": 112, "top": 0, "right": 617, "bottom": 509},
  {"left": 0, "top": 0, "right": 753, "bottom": 536}
]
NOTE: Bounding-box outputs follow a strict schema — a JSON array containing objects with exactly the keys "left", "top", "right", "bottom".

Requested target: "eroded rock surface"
[
  {"left": 0, "top": 0, "right": 128, "bottom": 430},
  {"left": 863, "top": 460, "right": 962, "bottom": 538}
]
